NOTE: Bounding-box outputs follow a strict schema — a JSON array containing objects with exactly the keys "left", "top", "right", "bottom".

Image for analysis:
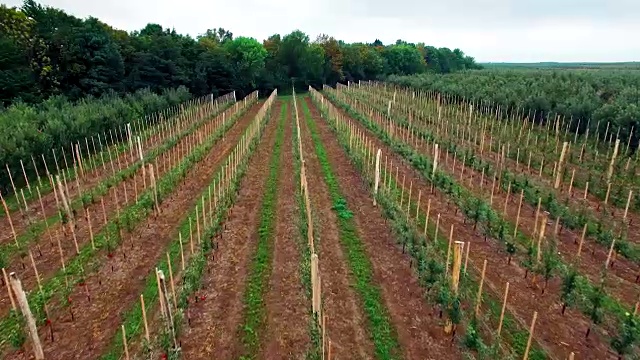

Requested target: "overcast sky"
[{"left": 3, "top": 0, "right": 640, "bottom": 62}]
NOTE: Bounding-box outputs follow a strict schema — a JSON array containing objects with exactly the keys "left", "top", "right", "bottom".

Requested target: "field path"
[
  {"left": 262, "top": 99, "right": 310, "bottom": 358},
  {"left": 179, "top": 101, "right": 282, "bottom": 360},
  {"left": 305, "top": 97, "right": 460, "bottom": 360},
  {"left": 8, "top": 101, "right": 263, "bottom": 360}
]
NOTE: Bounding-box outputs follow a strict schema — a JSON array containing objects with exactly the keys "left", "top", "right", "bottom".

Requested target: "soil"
[
  {"left": 262, "top": 100, "right": 310, "bottom": 358},
  {"left": 326, "top": 95, "right": 616, "bottom": 359},
  {"left": 179, "top": 101, "right": 282, "bottom": 360},
  {"left": 7, "top": 101, "right": 263, "bottom": 360},
  {"left": 299, "top": 100, "right": 376, "bottom": 359},
  {"left": 0, "top": 107, "right": 240, "bottom": 319},
  {"left": 305, "top": 97, "right": 461, "bottom": 360}
]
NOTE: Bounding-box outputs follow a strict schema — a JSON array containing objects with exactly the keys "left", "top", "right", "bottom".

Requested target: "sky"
[{"left": 3, "top": 0, "right": 640, "bottom": 63}]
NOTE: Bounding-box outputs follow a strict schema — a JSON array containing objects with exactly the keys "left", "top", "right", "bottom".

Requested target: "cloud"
[{"left": 2, "top": 0, "right": 639, "bottom": 62}]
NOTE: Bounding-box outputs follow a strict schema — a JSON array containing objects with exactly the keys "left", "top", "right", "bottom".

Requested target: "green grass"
[
  {"left": 301, "top": 97, "right": 402, "bottom": 360},
  {"left": 238, "top": 101, "right": 287, "bottom": 359}
]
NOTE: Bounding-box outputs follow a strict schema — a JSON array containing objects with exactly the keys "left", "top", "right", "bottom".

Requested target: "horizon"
[{"left": 2, "top": 0, "right": 640, "bottom": 63}]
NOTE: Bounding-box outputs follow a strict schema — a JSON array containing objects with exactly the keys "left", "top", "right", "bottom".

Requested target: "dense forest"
[
  {"left": 0, "top": 0, "right": 481, "bottom": 107},
  {"left": 388, "top": 69, "right": 640, "bottom": 145}
]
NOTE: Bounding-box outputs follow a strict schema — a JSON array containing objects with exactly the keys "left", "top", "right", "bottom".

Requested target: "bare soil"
[
  {"left": 179, "top": 102, "right": 282, "bottom": 360},
  {"left": 327, "top": 97, "right": 616, "bottom": 359},
  {"left": 262, "top": 101, "right": 310, "bottom": 358},
  {"left": 299, "top": 100, "right": 375, "bottom": 359},
  {"left": 0, "top": 108, "right": 238, "bottom": 319},
  {"left": 7, "top": 102, "right": 263, "bottom": 360},
  {"left": 306, "top": 98, "right": 460, "bottom": 360}
]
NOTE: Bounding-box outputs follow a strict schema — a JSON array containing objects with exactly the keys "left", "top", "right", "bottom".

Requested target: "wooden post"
[
  {"left": 122, "top": 325, "right": 130, "bottom": 360},
  {"left": 140, "top": 294, "right": 150, "bottom": 343},
  {"left": 10, "top": 272, "right": 44, "bottom": 360},
  {"left": 607, "top": 139, "right": 620, "bottom": 183},
  {"left": 445, "top": 241, "right": 464, "bottom": 334},
  {"left": 555, "top": 142, "right": 568, "bottom": 189},
  {"left": 474, "top": 260, "right": 487, "bottom": 316},
  {"left": 2, "top": 268, "right": 16, "bottom": 311},
  {"left": 583, "top": 182, "right": 589, "bottom": 200},
  {"left": 464, "top": 242, "right": 471, "bottom": 275},
  {"left": 424, "top": 199, "right": 431, "bottom": 237},
  {"left": 374, "top": 149, "right": 381, "bottom": 206},
  {"left": 497, "top": 282, "right": 510, "bottom": 336},
  {"left": 577, "top": 223, "right": 587, "bottom": 258},
  {"left": 522, "top": 312, "right": 538, "bottom": 360},
  {"left": 0, "top": 193, "right": 18, "bottom": 246},
  {"left": 445, "top": 225, "right": 454, "bottom": 275},
  {"left": 624, "top": 190, "right": 633, "bottom": 221}
]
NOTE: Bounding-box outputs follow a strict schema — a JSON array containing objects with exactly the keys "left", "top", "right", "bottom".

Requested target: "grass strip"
[
  {"left": 238, "top": 101, "right": 286, "bottom": 359},
  {"left": 301, "top": 98, "right": 402, "bottom": 360}
]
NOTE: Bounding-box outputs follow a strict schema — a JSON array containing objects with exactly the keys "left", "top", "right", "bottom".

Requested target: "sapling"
[
  {"left": 586, "top": 284, "right": 605, "bottom": 339},
  {"left": 505, "top": 242, "right": 516, "bottom": 265},
  {"left": 611, "top": 312, "right": 639, "bottom": 359},
  {"left": 560, "top": 267, "right": 578, "bottom": 315}
]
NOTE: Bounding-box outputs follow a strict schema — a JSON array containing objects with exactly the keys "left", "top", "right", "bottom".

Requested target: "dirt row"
[
  {"left": 304, "top": 97, "right": 460, "bottom": 360},
  {"left": 0, "top": 105, "right": 244, "bottom": 319},
  {"left": 262, "top": 100, "right": 310, "bottom": 358},
  {"left": 7, "top": 101, "right": 262, "bottom": 360},
  {"left": 178, "top": 101, "right": 282, "bottom": 359},
  {"left": 326, "top": 95, "right": 615, "bottom": 359}
]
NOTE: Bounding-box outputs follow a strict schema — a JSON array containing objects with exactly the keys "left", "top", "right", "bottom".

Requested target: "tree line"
[
  {"left": 387, "top": 69, "right": 640, "bottom": 147},
  {"left": 0, "top": 0, "right": 481, "bottom": 108}
]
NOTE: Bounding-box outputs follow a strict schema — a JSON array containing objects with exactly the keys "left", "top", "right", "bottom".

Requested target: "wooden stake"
[
  {"left": 167, "top": 252, "right": 177, "bottom": 310},
  {"left": 0, "top": 193, "right": 17, "bottom": 246},
  {"left": 10, "top": 272, "right": 44, "bottom": 360},
  {"left": 522, "top": 312, "right": 538, "bottom": 360},
  {"left": 497, "top": 282, "right": 510, "bottom": 336},
  {"left": 2, "top": 268, "right": 16, "bottom": 311},
  {"left": 463, "top": 242, "right": 470, "bottom": 275},
  {"left": 474, "top": 259, "right": 487, "bottom": 316},
  {"left": 445, "top": 241, "right": 464, "bottom": 334},
  {"left": 122, "top": 325, "right": 130, "bottom": 360},
  {"left": 577, "top": 223, "right": 587, "bottom": 258},
  {"left": 445, "top": 225, "right": 454, "bottom": 275},
  {"left": 140, "top": 294, "right": 150, "bottom": 343}
]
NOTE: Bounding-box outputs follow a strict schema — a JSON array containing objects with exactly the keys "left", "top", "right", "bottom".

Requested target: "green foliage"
[{"left": 611, "top": 313, "right": 639, "bottom": 357}]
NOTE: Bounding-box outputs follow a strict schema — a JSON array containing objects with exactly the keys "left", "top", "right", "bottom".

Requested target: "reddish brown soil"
[
  {"left": 179, "top": 102, "right": 282, "bottom": 360},
  {"left": 0, "top": 108, "right": 238, "bottom": 318},
  {"left": 7, "top": 102, "right": 263, "bottom": 360},
  {"left": 327, "top": 97, "right": 616, "bottom": 359},
  {"left": 262, "top": 101, "right": 310, "bottom": 358},
  {"left": 299, "top": 103, "right": 375, "bottom": 358},
  {"left": 306, "top": 98, "right": 460, "bottom": 360}
]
